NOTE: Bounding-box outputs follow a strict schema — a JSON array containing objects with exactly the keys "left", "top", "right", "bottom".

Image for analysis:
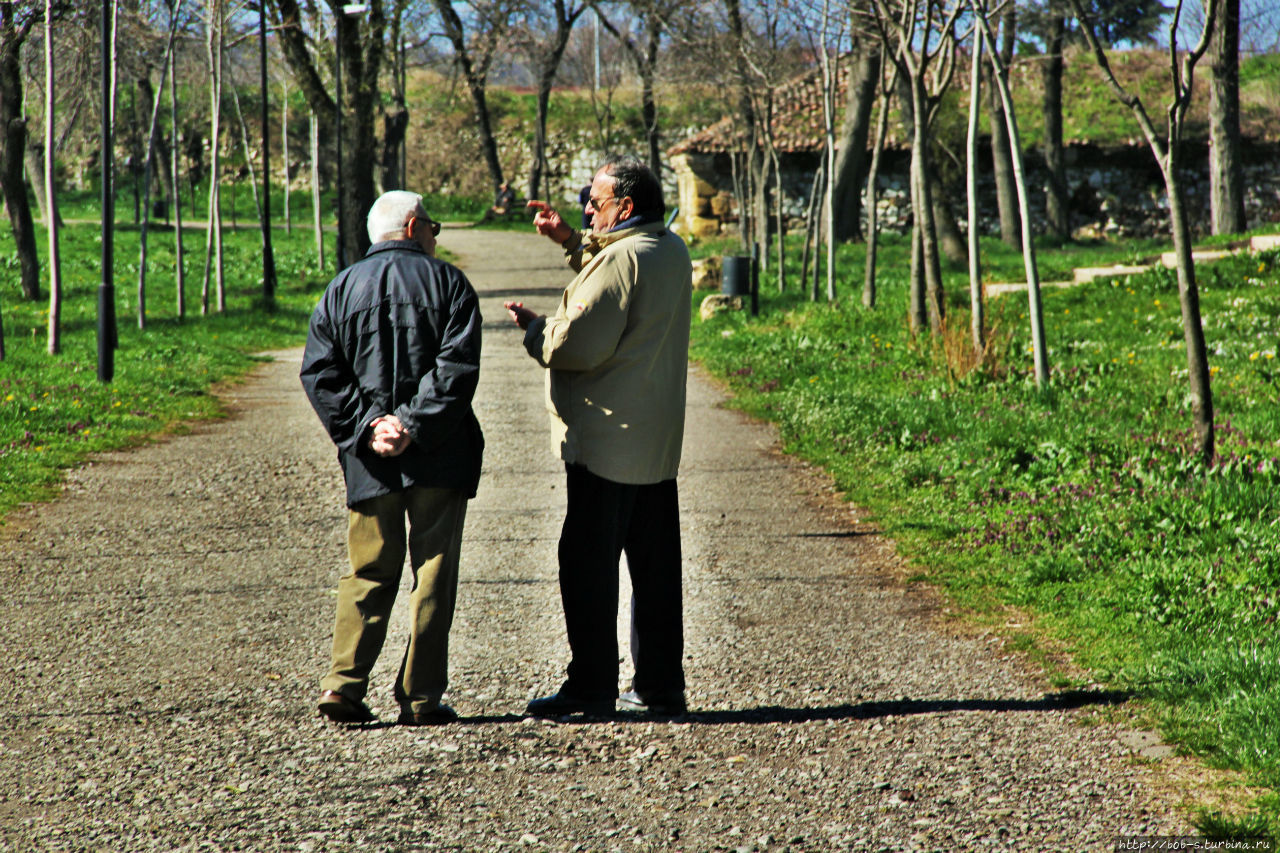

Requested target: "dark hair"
[{"left": 602, "top": 155, "right": 664, "bottom": 218}]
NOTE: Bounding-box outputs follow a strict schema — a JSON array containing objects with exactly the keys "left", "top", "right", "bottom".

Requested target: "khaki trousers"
[{"left": 320, "top": 487, "right": 467, "bottom": 713}]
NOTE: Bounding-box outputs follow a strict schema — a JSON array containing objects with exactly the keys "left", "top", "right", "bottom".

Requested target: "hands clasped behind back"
[{"left": 368, "top": 414, "right": 411, "bottom": 458}]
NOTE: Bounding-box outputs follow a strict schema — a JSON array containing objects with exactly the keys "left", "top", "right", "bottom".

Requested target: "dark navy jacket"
[{"left": 300, "top": 240, "right": 484, "bottom": 507}]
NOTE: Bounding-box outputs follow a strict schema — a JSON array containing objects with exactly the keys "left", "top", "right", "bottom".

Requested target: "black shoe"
[
  {"left": 398, "top": 704, "right": 458, "bottom": 726},
  {"left": 616, "top": 690, "right": 687, "bottom": 716},
  {"left": 525, "top": 691, "right": 615, "bottom": 718},
  {"left": 317, "top": 689, "right": 376, "bottom": 724}
]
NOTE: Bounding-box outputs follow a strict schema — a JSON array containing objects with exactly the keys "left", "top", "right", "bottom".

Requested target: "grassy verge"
[
  {"left": 689, "top": 231, "right": 1280, "bottom": 835},
  {"left": 0, "top": 222, "right": 331, "bottom": 523}
]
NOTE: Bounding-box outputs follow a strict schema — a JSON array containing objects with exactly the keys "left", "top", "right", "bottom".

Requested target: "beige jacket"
[{"left": 523, "top": 219, "right": 692, "bottom": 484}]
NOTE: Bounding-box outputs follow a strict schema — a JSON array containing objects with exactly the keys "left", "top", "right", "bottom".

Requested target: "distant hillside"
[{"left": 670, "top": 47, "right": 1280, "bottom": 157}]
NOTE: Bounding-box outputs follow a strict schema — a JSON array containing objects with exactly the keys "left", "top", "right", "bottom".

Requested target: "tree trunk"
[
  {"left": 771, "top": 145, "right": 785, "bottom": 293},
  {"left": 0, "top": 9, "right": 39, "bottom": 302},
  {"left": 529, "top": 77, "right": 554, "bottom": 202},
  {"left": 986, "top": 4, "right": 1019, "bottom": 248},
  {"left": 801, "top": 161, "right": 822, "bottom": 294},
  {"left": 169, "top": 39, "right": 184, "bottom": 321},
  {"left": 863, "top": 62, "right": 895, "bottom": 309},
  {"left": 44, "top": 0, "right": 60, "bottom": 354},
  {"left": 908, "top": 75, "right": 944, "bottom": 331},
  {"left": 25, "top": 144, "right": 48, "bottom": 225},
  {"left": 203, "top": 0, "right": 224, "bottom": 314},
  {"left": 831, "top": 41, "right": 878, "bottom": 242},
  {"left": 1208, "top": 0, "right": 1244, "bottom": 234},
  {"left": 310, "top": 110, "right": 323, "bottom": 269},
  {"left": 980, "top": 9, "right": 1048, "bottom": 386},
  {"left": 270, "top": 0, "right": 384, "bottom": 266},
  {"left": 282, "top": 79, "right": 291, "bottom": 232},
  {"left": 1167, "top": 150, "right": 1215, "bottom": 461},
  {"left": 966, "top": 19, "right": 984, "bottom": 356},
  {"left": 137, "top": 74, "right": 173, "bottom": 211},
  {"left": 336, "top": 10, "right": 381, "bottom": 266},
  {"left": 1066, "top": 0, "right": 1217, "bottom": 458},
  {"left": 639, "top": 23, "right": 661, "bottom": 178},
  {"left": 529, "top": 0, "right": 584, "bottom": 201},
  {"left": 1042, "top": 6, "right": 1068, "bottom": 241},
  {"left": 932, "top": 181, "right": 967, "bottom": 263},
  {"left": 380, "top": 103, "right": 408, "bottom": 193},
  {"left": 431, "top": 0, "right": 504, "bottom": 191}
]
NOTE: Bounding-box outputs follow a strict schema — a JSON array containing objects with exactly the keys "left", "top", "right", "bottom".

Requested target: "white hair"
[{"left": 367, "top": 190, "right": 425, "bottom": 243}]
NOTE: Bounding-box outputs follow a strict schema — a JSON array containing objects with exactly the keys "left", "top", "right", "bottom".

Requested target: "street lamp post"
[{"left": 98, "top": 0, "right": 116, "bottom": 382}]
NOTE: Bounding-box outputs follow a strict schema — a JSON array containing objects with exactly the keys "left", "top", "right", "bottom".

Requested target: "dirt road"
[{"left": 0, "top": 228, "right": 1186, "bottom": 851}]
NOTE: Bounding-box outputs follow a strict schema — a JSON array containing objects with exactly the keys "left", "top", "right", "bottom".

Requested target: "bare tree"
[
  {"left": 985, "top": 1, "right": 1018, "bottom": 248},
  {"left": 976, "top": 0, "right": 1049, "bottom": 387},
  {"left": 520, "top": 0, "right": 587, "bottom": 201},
  {"left": 0, "top": 1, "right": 42, "bottom": 302},
  {"left": 965, "top": 8, "right": 983, "bottom": 356},
  {"left": 817, "top": 0, "right": 841, "bottom": 301},
  {"left": 168, "top": 19, "right": 185, "bottom": 320},
  {"left": 270, "top": 0, "right": 388, "bottom": 266},
  {"left": 430, "top": 0, "right": 518, "bottom": 192},
  {"left": 201, "top": 0, "right": 225, "bottom": 313},
  {"left": 591, "top": 0, "right": 673, "bottom": 178},
  {"left": 831, "top": 19, "right": 879, "bottom": 242},
  {"left": 1040, "top": 0, "right": 1069, "bottom": 241},
  {"left": 871, "top": 0, "right": 962, "bottom": 334},
  {"left": 137, "top": 0, "right": 182, "bottom": 330},
  {"left": 1069, "top": 0, "right": 1218, "bottom": 463},
  {"left": 862, "top": 55, "right": 897, "bottom": 309},
  {"left": 309, "top": 108, "right": 323, "bottom": 267}
]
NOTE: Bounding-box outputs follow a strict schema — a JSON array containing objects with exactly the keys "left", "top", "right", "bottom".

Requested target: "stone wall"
[{"left": 672, "top": 141, "right": 1280, "bottom": 241}]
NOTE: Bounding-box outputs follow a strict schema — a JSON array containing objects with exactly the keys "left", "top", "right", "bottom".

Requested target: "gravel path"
[{"left": 1, "top": 228, "right": 1188, "bottom": 851}]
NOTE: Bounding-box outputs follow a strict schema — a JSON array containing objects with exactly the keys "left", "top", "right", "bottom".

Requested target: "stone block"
[
  {"left": 691, "top": 257, "right": 722, "bottom": 291},
  {"left": 688, "top": 216, "right": 722, "bottom": 238},
  {"left": 700, "top": 294, "right": 743, "bottom": 321},
  {"left": 709, "top": 192, "right": 734, "bottom": 217}
]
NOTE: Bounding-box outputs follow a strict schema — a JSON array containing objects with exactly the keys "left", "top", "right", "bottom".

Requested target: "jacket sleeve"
[
  {"left": 299, "top": 295, "right": 380, "bottom": 455},
  {"left": 525, "top": 249, "right": 630, "bottom": 372},
  {"left": 393, "top": 272, "right": 483, "bottom": 451}
]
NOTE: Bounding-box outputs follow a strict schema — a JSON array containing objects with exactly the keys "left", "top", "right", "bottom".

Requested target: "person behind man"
[
  {"left": 301, "top": 191, "right": 484, "bottom": 726},
  {"left": 492, "top": 181, "right": 516, "bottom": 216},
  {"left": 504, "top": 155, "right": 692, "bottom": 717}
]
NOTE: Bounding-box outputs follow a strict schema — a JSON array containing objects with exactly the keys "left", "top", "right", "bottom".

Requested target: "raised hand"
[{"left": 526, "top": 200, "right": 572, "bottom": 244}]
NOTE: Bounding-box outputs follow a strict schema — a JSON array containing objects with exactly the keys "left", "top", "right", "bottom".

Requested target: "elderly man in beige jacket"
[{"left": 505, "top": 155, "right": 692, "bottom": 718}]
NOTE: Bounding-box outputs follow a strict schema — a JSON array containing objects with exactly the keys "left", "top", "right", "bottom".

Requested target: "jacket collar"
[
  {"left": 590, "top": 218, "right": 666, "bottom": 250},
  {"left": 365, "top": 239, "right": 426, "bottom": 257}
]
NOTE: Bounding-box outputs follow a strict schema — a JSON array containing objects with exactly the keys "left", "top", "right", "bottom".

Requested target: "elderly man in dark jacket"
[{"left": 301, "top": 190, "right": 483, "bottom": 726}]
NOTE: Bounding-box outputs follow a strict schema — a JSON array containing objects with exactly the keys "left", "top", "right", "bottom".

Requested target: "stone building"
[{"left": 667, "top": 53, "right": 1280, "bottom": 242}]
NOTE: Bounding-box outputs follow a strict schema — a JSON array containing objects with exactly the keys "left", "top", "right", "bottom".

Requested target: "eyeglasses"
[
  {"left": 408, "top": 216, "right": 441, "bottom": 237},
  {"left": 588, "top": 195, "right": 621, "bottom": 212}
]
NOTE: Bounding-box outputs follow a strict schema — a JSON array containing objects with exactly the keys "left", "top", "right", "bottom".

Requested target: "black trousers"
[{"left": 558, "top": 463, "right": 685, "bottom": 699}]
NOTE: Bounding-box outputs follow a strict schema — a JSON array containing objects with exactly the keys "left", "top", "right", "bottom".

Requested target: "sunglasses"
[{"left": 409, "top": 216, "right": 441, "bottom": 237}]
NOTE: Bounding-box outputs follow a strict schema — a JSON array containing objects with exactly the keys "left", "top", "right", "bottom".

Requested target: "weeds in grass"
[
  {"left": 0, "top": 222, "right": 328, "bottom": 521},
  {"left": 690, "top": 235, "right": 1280, "bottom": 834}
]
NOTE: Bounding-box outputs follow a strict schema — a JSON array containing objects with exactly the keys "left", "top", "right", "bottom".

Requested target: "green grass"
[
  {"left": 0, "top": 220, "right": 330, "bottom": 522},
  {"left": 690, "top": 233, "right": 1280, "bottom": 834}
]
